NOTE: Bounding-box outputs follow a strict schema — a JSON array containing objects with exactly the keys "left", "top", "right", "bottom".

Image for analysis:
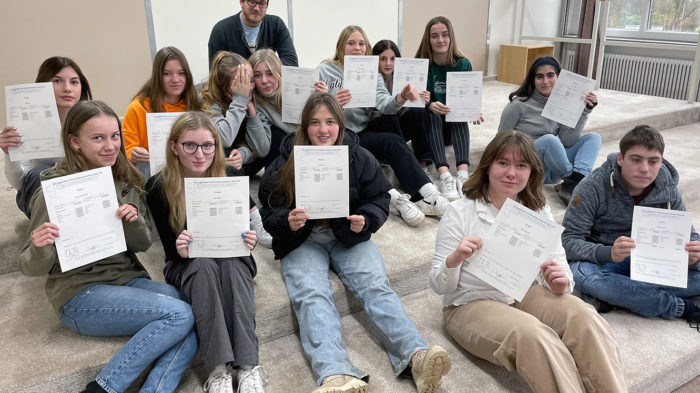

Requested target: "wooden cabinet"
[{"left": 497, "top": 44, "right": 555, "bottom": 85}]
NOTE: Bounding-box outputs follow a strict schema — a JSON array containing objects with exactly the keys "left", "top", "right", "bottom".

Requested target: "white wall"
[{"left": 487, "top": 0, "right": 561, "bottom": 78}]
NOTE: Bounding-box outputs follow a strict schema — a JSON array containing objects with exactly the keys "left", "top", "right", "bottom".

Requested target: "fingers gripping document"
[
  {"left": 185, "top": 177, "right": 250, "bottom": 258},
  {"left": 631, "top": 206, "right": 692, "bottom": 288},
  {"left": 465, "top": 198, "right": 564, "bottom": 301},
  {"left": 5, "top": 83, "right": 63, "bottom": 161},
  {"left": 147, "top": 113, "right": 182, "bottom": 175},
  {"left": 343, "top": 56, "right": 379, "bottom": 108},
  {"left": 392, "top": 58, "right": 429, "bottom": 108},
  {"left": 282, "top": 66, "right": 319, "bottom": 124},
  {"left": 42, "top": 166, "right": 126, "bottom": 272},
  {"left": 540, "top": 70, "right": 595, "bottom": 128},
  {"left": 294, "top": 146, "right": 349, "bottom": 219}
]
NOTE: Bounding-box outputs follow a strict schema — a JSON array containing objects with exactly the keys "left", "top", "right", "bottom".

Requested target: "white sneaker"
[
  {"left": 238, "top": 366, "right": 266, "bottom": 393},
  {"left": 415, "top": 192, "right": 449, "bottom": 217},
  {"left": 390, "top": 193, "right": 425, "bottom": 227},
  {"left": 440, "top": 175, "right": 460, "bottom": 201},
  {"left": 250, "top": 213, "right": 273, "bottom": 248},
  {"left": 456, "top": 174, "right": 468, "bottom": 198},
  {"left": 204, "top": 373, "right": 234, "bottom": 393}
]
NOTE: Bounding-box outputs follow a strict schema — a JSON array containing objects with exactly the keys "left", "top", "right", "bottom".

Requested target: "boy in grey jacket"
[{"left": 562, "top": 125, "right": 700, "bottom": 325}]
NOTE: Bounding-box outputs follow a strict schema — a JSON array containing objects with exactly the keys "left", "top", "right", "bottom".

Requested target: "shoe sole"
[
  {"left": 390, "top": 203, "right": 426, "bottom": 227},
  {"left": 415, "top": 346, "right": 452, "bottom": 393},
  {"left": 311, "top": 380, "right": 369, "bottom": 393}
]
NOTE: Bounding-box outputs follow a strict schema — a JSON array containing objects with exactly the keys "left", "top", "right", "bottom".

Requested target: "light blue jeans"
[
  {"left": 135, "top": 161, "right": 151, "bottom": 182},
  {"left": 281, "top": 239, "right": 427, "bottom": 385},
  {"left": 571, "top": 260, "right": 700, "bottom": 319},
  {"left": 60, "top": 278, "right": 197, "bottom": 393},
  {"left": 534, "top": 133, "right": 602, "bottom": 184}
]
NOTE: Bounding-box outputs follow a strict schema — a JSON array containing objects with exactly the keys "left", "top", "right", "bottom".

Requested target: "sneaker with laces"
[
  {"left": 455, "top": 174, "right": 468, "bottom": 198},
  {"left": 238, "top": 366, "right": 266, "bottom": 393},
  {"left": 411, "top": 345, "right": 452, "bottom": 393},
  {"left": 390, "top": 194, "right": 425, "bottom": 227},
  {"left": 250, "top": 213, "right": 273, "bottom": 248},
  {"left": 204, "top": 372, "right": 234, "bottom": 393},
  {"left": 440, "top": 175, "right": 460, "bottom": 201},
  {"left": 310, "top": 375, "right": 368, "bottom": 393},
  {"left": 415, "top": 192, "right": 449, "bottom": 217}
]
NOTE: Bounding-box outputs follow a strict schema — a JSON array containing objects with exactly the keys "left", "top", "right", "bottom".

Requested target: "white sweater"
[{"left": 429, "top": 196, "right": 574, "bottom": 308}]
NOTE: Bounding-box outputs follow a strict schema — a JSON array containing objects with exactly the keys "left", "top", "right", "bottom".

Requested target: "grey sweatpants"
[{"left": 180, "top": 257, "right": 258, "bottom": 374}]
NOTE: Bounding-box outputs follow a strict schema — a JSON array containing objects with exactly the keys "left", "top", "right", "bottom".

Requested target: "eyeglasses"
[
  {"left": 180, "top": 142, "right": 216, "bottom": 155},
  {"left": 245, "top": 0, "right": 268, "bottom": 8}
]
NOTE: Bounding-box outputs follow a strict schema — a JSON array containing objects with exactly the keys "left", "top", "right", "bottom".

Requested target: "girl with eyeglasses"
[
  {"left": 19, "top": 100, "right": 197, "bottom": 393},
  {"left": 1, "top": 56, "right": 92, "bottom": 218},
  {"left": 146, "top": 111, "right": 265, "bottom": 393},
  {"left": 123, "top": 46, "right": 200, "bottom": 179}
]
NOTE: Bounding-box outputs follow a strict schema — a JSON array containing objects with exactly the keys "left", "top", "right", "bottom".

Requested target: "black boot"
[
  {"left": 555, "top": 171, "right": 585, "bottom": 206},
  {"left": 80, "top": 381, "right": 107, "bottom": 393}
]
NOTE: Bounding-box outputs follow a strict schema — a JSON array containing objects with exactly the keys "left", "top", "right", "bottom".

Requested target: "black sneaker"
[
  {"left": 554, "top": 182, "right": 573, "bottom": 206},
  {"left": 80, "top": 381, "right": 107, "bottom": 393},
  {"left": 580, "top": 293, "right": 614, "bottom": 313}
]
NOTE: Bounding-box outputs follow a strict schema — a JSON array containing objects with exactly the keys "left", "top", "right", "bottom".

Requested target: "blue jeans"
[
  {"left": 571, "top": 260, "right": 700, "bottom": 319},
  {"left": 60, "top": 278, "right": 197, "bottom": 393},
  {"left": 136, "top": 161, "right": 151, "bottom": 182},
  {"left": 281, "top": 239, "right": 427, "bottom": 385},
  {"left": 534, "top": 133, "right": 601, "bottom": 184}
]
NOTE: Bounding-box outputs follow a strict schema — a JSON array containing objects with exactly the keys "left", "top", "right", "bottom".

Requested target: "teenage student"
[
  {"left": 146, "top": 111, "right": 265, "bottom": 393},
  {"left": 562, "top": 125, "right": 700, "bottom": 324},
  {"left": 259, "top": 92, "right": 451, "bottom": 393},
  {"left": 19, "top": 100, "right": 197, "bottom": 393},
  {"left": 430, "top": 130, "right": 626, "bottom": 393},
  {"left": 123, "top": 46, "right": 200, "bottom": 179},
  {"left": 1, "top": 56, "right": 92, "bottom": 218},
  {"left": 201, "top": 50, "right": 273, "bottom": 247},
  {"left": 318, "top": 25, "right": 450, "bottom": 227},
  {"left": 498, "top": 56, "right": 601, "bottom": 205},
  {"left": 415, "top": 16, "right": 484, "bottom": 202}
]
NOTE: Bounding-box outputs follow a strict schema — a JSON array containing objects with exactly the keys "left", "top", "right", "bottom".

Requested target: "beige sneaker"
[
  {"left": 310, "top": 375, "right": 368, "bottom": 393},
  {"left": 411, "top": 345, "right": 451, "bottom": 393}
]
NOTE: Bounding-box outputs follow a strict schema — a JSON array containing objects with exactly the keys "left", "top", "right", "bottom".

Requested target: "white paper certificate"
[
  {"left": 540, "top": 70, "right": 596, "bottom": 128},
  {"left": 445, "top": 71, "right": 483, "bottom": 122},
  {"left": 392, "top": 58, "right": 429, "bottom": 108},
  {"left": 343, "top": 56, "right": 379, "bottom": 108},
  {"left": 466, "top": 198, "right": 564, "bottom": 301},
  {"left": 631, "top": 206, "right": 692, "bottom": 288},
  {"left": 41, "top": 166, "right": 126, "bottom": 272},
  {"left": 294, "top": 145, "right": 349, "bottom": 219},
  {"left": 185, "top": 177, "right": 250, "bottom": 258},
  {"left": 147, "top": 112, "right": 181, "bottom": 176},
  {"left": 5, "top": 82, "right": 63, "bottom": 162},
  {"left": 282, "top": 66, "right": 319, "bottom": 124}
]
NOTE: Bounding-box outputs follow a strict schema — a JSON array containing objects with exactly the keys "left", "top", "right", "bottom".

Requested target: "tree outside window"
[{"left": 606, "top": 0, "right": 700, "bottom": 37}]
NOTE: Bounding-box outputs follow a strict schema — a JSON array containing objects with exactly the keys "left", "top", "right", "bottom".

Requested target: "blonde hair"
[
  {"left": 57, "top": 100, "right": 144, "bottom": 192},
  {"left": 414, "top": 16, "right": 465, "bottom": 67},
  {"left": 135, "top": 46, "right": 200, "bottom": 112},
  {"left": 201, "top": 51, "right": 249, "bottom": 114},
  {"left": 327, "top": 25, "right": 372, "bottom": 67},
  {"left": 271, "top": 93, "right": 345, "bottom": 206},
  {"left": 462, "top": 130, "right": 545, "bottom": 211},
  {"left": 160, "top": 111, "right": 226, "bottom": 233},
  {"left": 249, "top": 49, "right": 283, "bottom": 112}
]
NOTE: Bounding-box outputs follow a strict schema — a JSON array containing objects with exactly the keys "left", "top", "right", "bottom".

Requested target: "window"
[{"left": 606, "top": 0, "right": 700, "bottom": 41}]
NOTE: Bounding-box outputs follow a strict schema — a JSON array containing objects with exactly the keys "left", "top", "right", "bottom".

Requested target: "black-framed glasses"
[
  {"left": 180, "top": 142, "right": 216, "bottom": 155},
  {"left": 246, "top": 0, "right": 268, "bottom": 8}
]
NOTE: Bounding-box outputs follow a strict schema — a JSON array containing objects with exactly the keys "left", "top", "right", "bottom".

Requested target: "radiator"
[
  {"left": 562, "top": 49, "right": 577, "bottom": 72},
  {"left": 600, "top": 54, "right": 692, "bottom": 100}
]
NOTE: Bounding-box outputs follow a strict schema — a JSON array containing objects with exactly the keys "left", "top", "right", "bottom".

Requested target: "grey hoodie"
[{"left": 561, "top": 152, "right": 699, "bottom": 267}]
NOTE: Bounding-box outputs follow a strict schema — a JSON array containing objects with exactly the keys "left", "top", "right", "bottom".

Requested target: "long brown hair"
[
  {"left": 201, "top": 51, "right": 249, "bottom": 114},
  {"left": 160, "top": 111, "right": 226, "bottom": 233},
  {"left": 462, "top": 130, "right": 545, "bottom": 211},
  {"left": 508, "top": 56, "right": 561, "bottom": 102},
  {"left": 249, "top": 49, "right": 283, "bottom": 112},
  {"left": 272, "top": 92, "right": 345, "bottom": 206},
  {"left": 57, "top": 100, "right": 144, "bottom": 193},
  {"left": 36, "top": 56, "right": 92, "bottom": 100},
  {"left": 327, "top": 25, "right": 372, "bottom": 67},
  {"left": 414, "top": 16, "right": 465, "bottom": 67},
  {"left": 135, "top": 46, "right": 200, "bottom": 112}
]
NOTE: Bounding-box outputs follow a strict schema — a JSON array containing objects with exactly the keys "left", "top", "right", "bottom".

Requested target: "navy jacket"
[{"left": 258, "top": 131, "right": 391, "bottom": 259}]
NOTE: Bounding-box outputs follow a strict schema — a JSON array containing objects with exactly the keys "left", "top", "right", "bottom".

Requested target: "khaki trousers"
[{"left": 443, "top": 285, "right": 627, "bottom": 393}]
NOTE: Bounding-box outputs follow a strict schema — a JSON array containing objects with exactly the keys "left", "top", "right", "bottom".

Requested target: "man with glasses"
[{"left": 209, "top": 0, "right": 298, "bottom": 68}]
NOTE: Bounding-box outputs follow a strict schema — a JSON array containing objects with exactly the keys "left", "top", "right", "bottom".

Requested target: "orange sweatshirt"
[{"left": 122, "top": 97, "right": 187, "bottom": 159}]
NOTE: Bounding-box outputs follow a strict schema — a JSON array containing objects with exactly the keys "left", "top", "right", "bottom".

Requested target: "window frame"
[{"left": 605, "top": 0, "right": 700, "bottom": 43}]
